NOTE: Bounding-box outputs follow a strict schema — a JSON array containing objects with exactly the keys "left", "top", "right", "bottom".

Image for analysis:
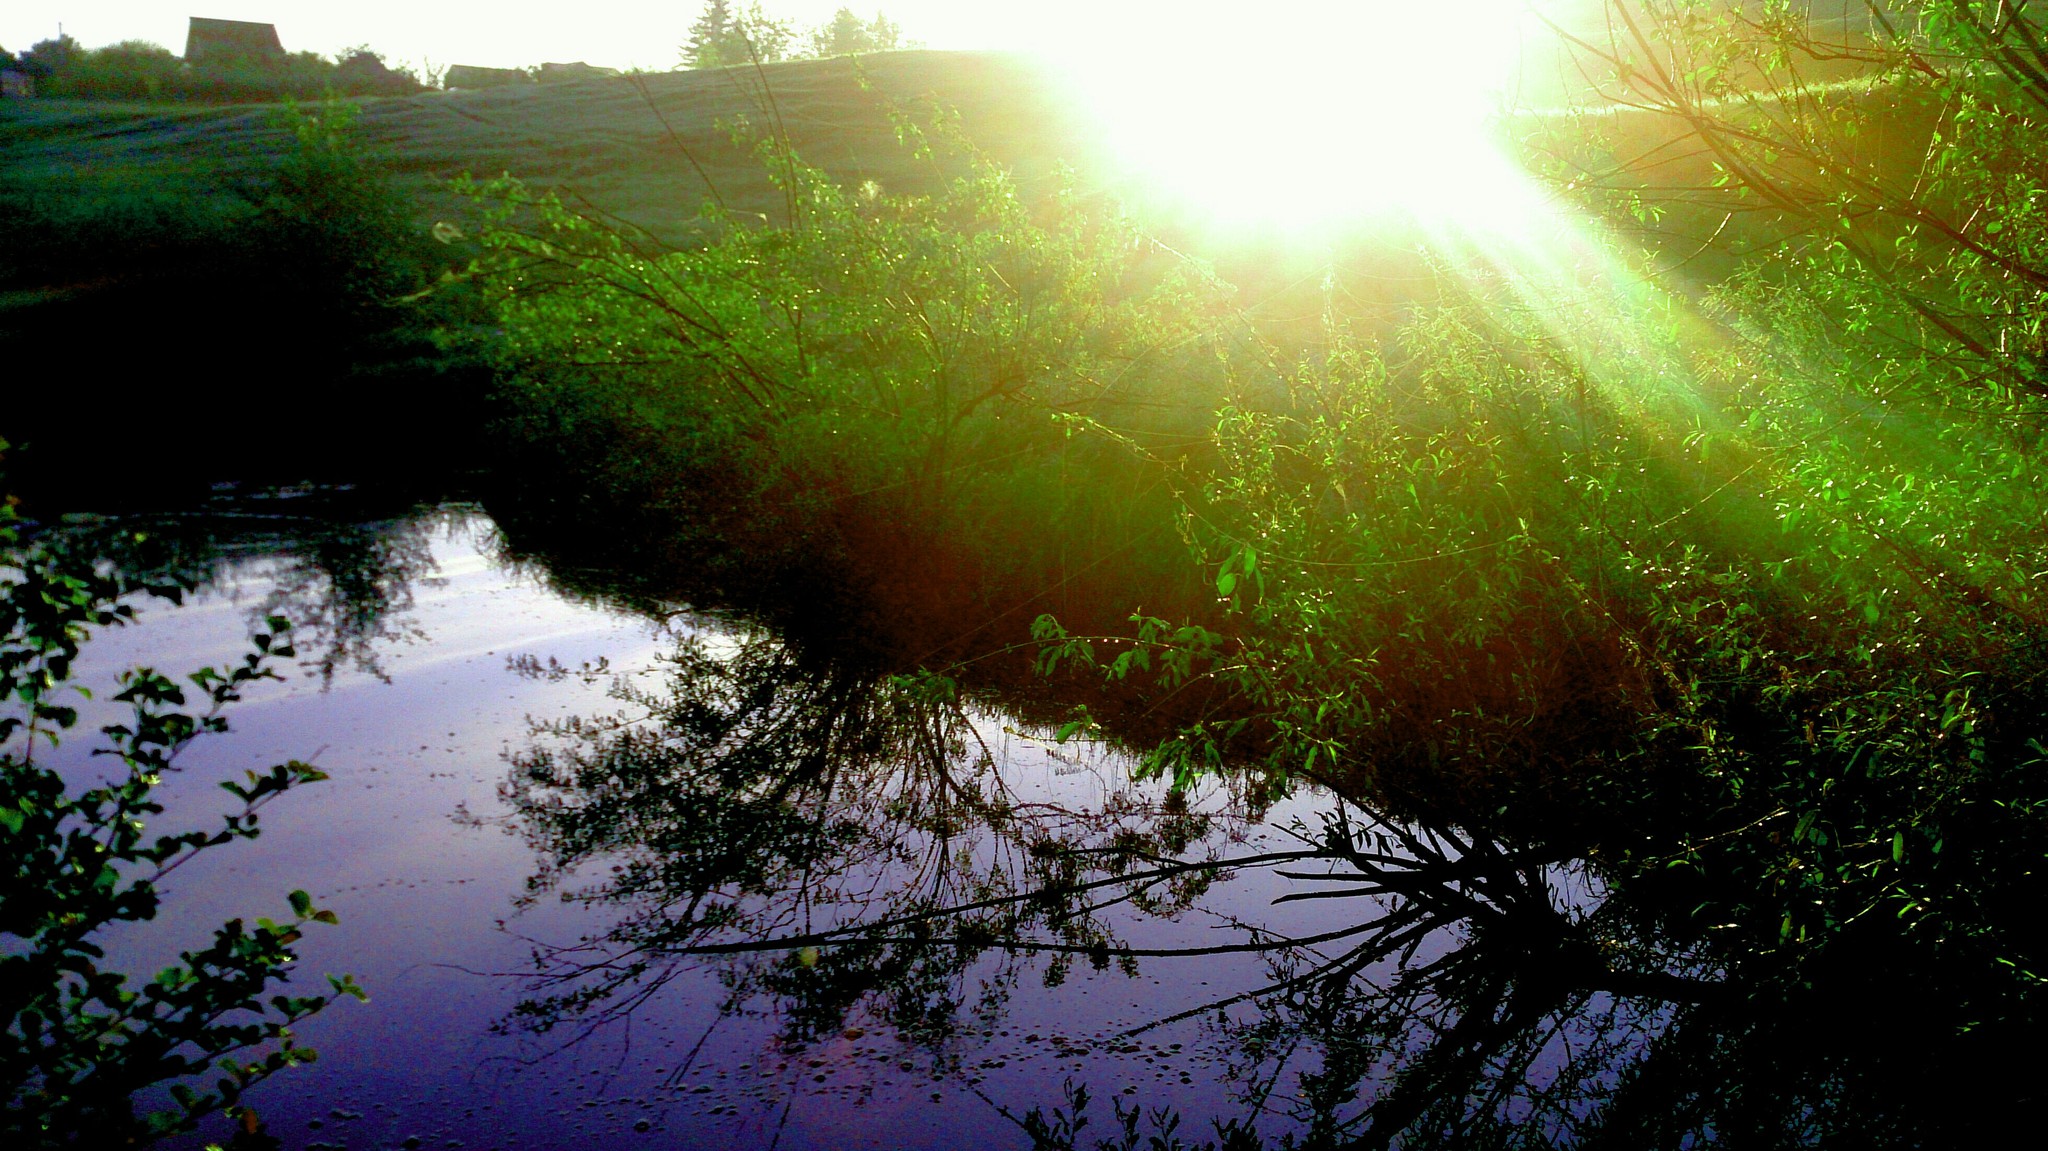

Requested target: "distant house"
[
  {"left": 184, "top": 17, "right": 284, "bottom": 62},
  {"left": 444, "top": 64, "right": 534, "bottom": 90},
  {"left": 534, "top": 61, "right": 621, "bottom": 83},
  {"left": 0, "top": 70, "right": 33, "bottom": 99}
]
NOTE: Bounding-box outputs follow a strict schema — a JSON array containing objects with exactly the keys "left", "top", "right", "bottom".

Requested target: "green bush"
[
  {"left": 0, "top": 477, "right": 363, "bottom": 1147},
  {"left": 465, "top": 104, "right": 1227, "bottom": 657}
]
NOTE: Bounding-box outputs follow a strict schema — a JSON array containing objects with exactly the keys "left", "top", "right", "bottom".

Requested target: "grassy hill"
[
  {"left": 0, "top": 51, "right": 1112, "bottom": 242},
  {"left": 2, "top": 42, "right": 1847, "bottom": 328},
  {"left": 0, "top": 52, "right": 1136, "bottom": 505}
]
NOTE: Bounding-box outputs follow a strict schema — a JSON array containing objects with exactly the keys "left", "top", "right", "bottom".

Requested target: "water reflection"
[
  {"left": 491, "top": 627, "right": 1264, "bottom": 1061},
  {"left": 33, "top": 494, "right": 2043, "bottom": 1145},
  {"left": 490, "top": 619, "right": 2045, "bottom": 1147},
  {"left": 30, "top": 489, "right": 457, "bottom": 682}
]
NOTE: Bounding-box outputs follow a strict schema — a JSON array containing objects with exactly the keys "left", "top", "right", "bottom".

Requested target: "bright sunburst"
[{"left": 1050, "top": 0, "right": 1540, "bottom": 232}]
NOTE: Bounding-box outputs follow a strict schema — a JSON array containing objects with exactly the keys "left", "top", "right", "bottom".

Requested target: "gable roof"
[{"left": 184, "top": 17, "right": 285, "bottom": 61}]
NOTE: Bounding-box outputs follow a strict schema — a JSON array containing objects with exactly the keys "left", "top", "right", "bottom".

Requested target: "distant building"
[
  {"left": 0, "top": 70, "right": 33, "bottom": 99},
  {"left": 534, "top": 61, "right": 621, "bottom": 83},
  {"left": 184, "top": 17, "right": 285, "bottom": 62},
  {"left": 444, "top": 64, "right": 534, "bottom": 90}
]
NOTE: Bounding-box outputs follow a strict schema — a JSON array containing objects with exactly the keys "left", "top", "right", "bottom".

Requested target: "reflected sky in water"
[{"left": 47, "top": 503, "right": 1350, "bottom": 1148}]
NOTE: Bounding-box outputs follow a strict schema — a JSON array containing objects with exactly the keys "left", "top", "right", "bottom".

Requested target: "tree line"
[
  {"left": 0, "top": 4, "right": 914, "bottom": 105},
  {"left": 0, "top": 35, "right": 425, "bottom": 103},
  {"left": 682, "top": 2, "right": 912, "bottom": 69}
]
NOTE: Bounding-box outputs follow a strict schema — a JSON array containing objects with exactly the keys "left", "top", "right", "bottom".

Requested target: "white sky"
[{"left": 0, "top": 2, "right": 1252, "bottom": 72}]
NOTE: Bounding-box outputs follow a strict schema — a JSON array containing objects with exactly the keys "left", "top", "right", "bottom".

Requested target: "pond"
[{"left": 24, "top": 491, "right": 2027, "bottom": 1149}]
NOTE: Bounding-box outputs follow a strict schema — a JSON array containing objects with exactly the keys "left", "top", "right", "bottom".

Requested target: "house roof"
[{"left": 184, "top": 17, "right": 285, "bottom": 61}]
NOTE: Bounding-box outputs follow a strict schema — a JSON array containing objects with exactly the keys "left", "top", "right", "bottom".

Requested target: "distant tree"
[
  {"left": 683, "top": 1, "right": 794, "bottom": 68},
  {"left": 736, "top": 4, "right": 796, "bottom": 63},
  {"left": 683, "top": 0, "right": 736, "bottom": 68},
  {"left": 98, "top": 39, "right": 176, "bottom": 64},
  {"left": 60, "top": 41, "right": 180, "bottom": 100},
  {"left": 17, "top": 34, "right": 81, "bottom": 79},
  {"left": 334, "top": 45, "right": 424, "bottom": 96},
  {"left": 806, "top": 8, "right": 903, "bottom": 57},
  {"left": 871, "top": 11, "right": 902, "bottom": 49}
]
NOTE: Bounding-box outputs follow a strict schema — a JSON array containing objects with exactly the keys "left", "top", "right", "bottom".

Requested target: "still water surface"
[
  {"left": 33, "top": 487, "right": 2046, "bottom": 1149},
  {"left": 53, "top": 499, "right": 1532, "bottom": 1150}
]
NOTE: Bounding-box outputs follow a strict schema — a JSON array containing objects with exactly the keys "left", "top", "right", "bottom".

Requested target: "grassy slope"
[
  {"left": 0, "top": 50, "right": 1483, "bottom": 333},
  {"left": 1, "top": 46, "right": 1803, "bottom": 341},
  {"left": 0, "top": 52, "right": 1111, "bottom": 241},
  {"left": 0, "top": 52, "right": 1129, "bottom": 506}
]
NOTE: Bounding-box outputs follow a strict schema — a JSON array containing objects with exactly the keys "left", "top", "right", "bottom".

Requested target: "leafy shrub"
[
  {"left": 241, "top": 100, "right": 439, "bottom": 324},
  {"left": 0, "top": 480, "right": 362, "bottom": 1146},
  {"left": 465, "top": 101, "right": 1228, "bottom": 657}
]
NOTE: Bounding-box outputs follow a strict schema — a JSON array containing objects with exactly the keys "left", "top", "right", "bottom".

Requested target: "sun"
[{"left": 1047, "top": 0, "right": 1540, "bottom": 233}]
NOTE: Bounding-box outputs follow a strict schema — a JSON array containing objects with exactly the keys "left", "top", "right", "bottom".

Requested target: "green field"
[
  {"left": 0, "top": 52, "right": 1114, "bottom": 242},
  {"left": 0, "top": 52, "right": 1144, "bottom": 505}
]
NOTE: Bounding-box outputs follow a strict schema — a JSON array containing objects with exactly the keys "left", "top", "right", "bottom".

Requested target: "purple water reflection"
[{"left": 48, "top": 504, "right": 1607, "bottom": 1151}]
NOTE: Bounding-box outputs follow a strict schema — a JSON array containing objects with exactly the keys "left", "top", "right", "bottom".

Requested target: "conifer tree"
[{"left": 682, "top": 0, "right": 735, "bottom": 69}]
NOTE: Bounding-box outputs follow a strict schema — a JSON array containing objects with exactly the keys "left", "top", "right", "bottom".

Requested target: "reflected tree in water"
[
  {"left": 27, "top": 497, "right": 455, "bottom": 682},
  {"left": 245, "top": 509, "right": 445, "bottom": 683},
  {"left": 1201, "top": 808, "right": 2043, "bottom": 1149},
  {"left": 492, "top": 627, "right": 1261, "bottom": 1057},
  {"left": 490, "top": 626, "right": 2048, "bottom": 1148},
  {"left": 1202, "top": 814, "right": 1702, "bottom": 1150}
]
